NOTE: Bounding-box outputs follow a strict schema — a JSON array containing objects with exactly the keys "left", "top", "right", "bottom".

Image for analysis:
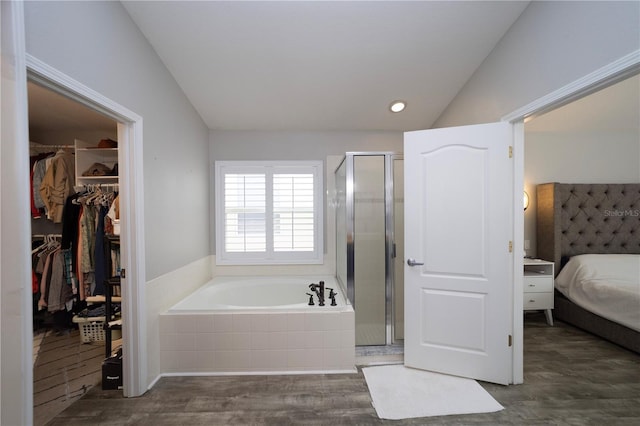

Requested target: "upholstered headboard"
[{"left": 536, "top": 183, "right": 640, "bottom": 275}]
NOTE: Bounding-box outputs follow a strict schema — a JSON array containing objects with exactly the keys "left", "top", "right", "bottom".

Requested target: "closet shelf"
[
  {"left": 75, "top": 139, "right": 119, "bottom": 186},
  {"left": 86, "top": 295, "right": 122, "bottom": 304},
  {"left": 108, "top": 319, "right": 122, "bottom": 328}
]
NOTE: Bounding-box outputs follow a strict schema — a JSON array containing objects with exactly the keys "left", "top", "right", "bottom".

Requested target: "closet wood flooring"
[
  {"left": 45, "top": 312, "right": 639, "bottom": 425},
  {"left": 34, "top": 329, "right": 103, "bottom": 426}
]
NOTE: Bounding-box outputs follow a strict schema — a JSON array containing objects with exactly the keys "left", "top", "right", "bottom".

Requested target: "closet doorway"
[
  {"left": 28, "top": 80, "right": 124, "bottom": 425},
  {"left": 25, "top": 56, "right": 148, "bottom": 404}
]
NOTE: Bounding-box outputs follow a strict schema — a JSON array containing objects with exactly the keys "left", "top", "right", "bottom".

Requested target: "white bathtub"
[
  {"left": 169, "top": 275, "right": 348, "bottom": 311},
  {"left": 160, "top": 275, "right": 355, "bottom": 375}
]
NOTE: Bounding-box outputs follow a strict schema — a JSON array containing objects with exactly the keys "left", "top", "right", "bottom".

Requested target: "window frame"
[{"left": 214, "top": 160, "right": 324, "bottom": 265}]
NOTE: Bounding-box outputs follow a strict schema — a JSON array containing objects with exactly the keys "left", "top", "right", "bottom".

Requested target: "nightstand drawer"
[
  {"left": 523, "top": 277, "right": 553, "bottom": 292},
  {"left": 524, "top": 292, "right": 553, "bottom": 310}
]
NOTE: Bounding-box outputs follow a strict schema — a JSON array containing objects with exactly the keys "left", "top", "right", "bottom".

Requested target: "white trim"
[
  {"left": 502, "top": 50, "right": 640, "bottom": 123},
  {"left": 159, "top": 369, "right": 358, "bottom": 378},
  {"left": 146, "top": 374, "right": 163, "bottom": 391},
  {"left": 502, "top": 50, "right": 640, "bottom": 385},
  {"left": 117, "top": 121, "right": 147, "bottom": 397},
  {"left": 511, "top": 121, "right": 525, "bottom": 385},
  {"left": 26, "top": 55, "right": 141, "bottom": 123},
  {"left": 25, "top": 54, "right": 148, "bottom": 397},
  {"left": 1, "top": 1, "right": 32, "bottom": 423}
]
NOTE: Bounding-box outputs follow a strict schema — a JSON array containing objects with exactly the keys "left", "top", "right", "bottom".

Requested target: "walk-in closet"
[{"left": 28, "top": 81, "right": 123, "bottom": 425}]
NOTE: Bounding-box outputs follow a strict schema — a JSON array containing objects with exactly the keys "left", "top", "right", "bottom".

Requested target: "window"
[{"left": 215, "top": 161, "right": 323, "bottom": 264}]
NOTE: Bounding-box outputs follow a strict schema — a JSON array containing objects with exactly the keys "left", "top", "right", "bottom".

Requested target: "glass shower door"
[
  {"left": 335, "top": 161, "right": 347, "bottom": 293},
  {"left": 353, "top": 155, "right": 386, "bottom": 345},
  {"left": 393, "top": 157, "right": 404, "bottom": 342}
]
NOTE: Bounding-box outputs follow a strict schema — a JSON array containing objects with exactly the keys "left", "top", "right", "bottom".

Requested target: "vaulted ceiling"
[
  {"left": 27, "top": 2, "right": 638, "bottom": 136},
  {"left": 121, "top": 1, "right": 530, "bottom": 131}
]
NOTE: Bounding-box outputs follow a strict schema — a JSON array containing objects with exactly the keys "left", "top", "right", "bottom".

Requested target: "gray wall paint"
[
  {"left": 524, "top": 129, "right": 640, "bottom": 257},
  {"left": 209, "top": 130, "right": 403, "bottom": 255},
  {"left": 433, "top": 1, "right": 640, "bottom": 128},
  {"left": 24, "top": 1, "right": 210, "bottom": 280},
  {"left": 430, "top": 0, "right": 640, "bottom": 259}
]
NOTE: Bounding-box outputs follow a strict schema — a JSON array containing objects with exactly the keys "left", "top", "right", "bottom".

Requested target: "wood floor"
[
  {"left": 34, "top": 329, "right": 104, "bottom": 426},
  {"left": 45, "top": 312, "right": 640, "bottom": 425}
]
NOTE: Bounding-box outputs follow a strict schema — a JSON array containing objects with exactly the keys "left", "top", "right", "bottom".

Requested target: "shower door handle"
[{"left": 407, "top": 258, "right": 424, "bottom": 267}]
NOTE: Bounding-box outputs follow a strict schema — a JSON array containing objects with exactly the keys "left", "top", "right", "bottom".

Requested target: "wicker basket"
[{"left": 73, "top": 316, "right": 106, "bottom": 343}]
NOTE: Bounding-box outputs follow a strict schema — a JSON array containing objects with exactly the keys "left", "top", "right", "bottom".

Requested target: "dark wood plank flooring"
[
  {"left": 46, "top": 312, "right": 640, "bottom": 425},
  {"left": 34, "top": 329, "right": 104, "bottom": 426}
]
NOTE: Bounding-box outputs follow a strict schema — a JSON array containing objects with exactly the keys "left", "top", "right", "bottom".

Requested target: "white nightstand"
[{"left": 523, "top": 258, "right": 555, "bottom": 326}]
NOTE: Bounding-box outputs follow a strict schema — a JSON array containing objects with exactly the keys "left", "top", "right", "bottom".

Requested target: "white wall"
[
  {"left": 209, "top": 130, "right": 402, "bottom": 276},
  {"left": 210, "top": 130, "right": 403, "bottom": 162},
  {"left": 24, "top": 1, "right": 210, "bottom": 280},
  {"left": 433, "top": 1, "right": 640, "bottom": 128},
  {"left": 23, "top": 1, "right": 211, "bottom": 391}
]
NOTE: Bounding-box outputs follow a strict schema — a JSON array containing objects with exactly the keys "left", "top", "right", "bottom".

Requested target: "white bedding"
[{"left": 555, "top": 254, "right": 640, "bottom": 332}]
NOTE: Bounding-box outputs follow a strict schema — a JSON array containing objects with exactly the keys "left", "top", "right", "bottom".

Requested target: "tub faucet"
[{"left": 309, "top": 281, "right": 325, "bottom": 306}]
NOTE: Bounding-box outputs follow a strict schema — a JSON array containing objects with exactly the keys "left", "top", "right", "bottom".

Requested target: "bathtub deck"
[{"left": 159, "top": 309, "right": 355, "bottom": 374}]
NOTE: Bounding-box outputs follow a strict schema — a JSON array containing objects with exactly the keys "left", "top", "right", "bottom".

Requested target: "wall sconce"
[{"left": 523, "top": 191, "right": 529, "bottom": 211}]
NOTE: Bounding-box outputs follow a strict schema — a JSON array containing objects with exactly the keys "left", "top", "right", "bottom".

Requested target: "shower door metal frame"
[{"left": 340, "top": 152, "right": 403, "bottom": 345}]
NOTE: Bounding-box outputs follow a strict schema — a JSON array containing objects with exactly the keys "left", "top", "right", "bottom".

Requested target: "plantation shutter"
[
  {"left": 273, "top": 173, "right": 314, "bottom": 252},
  {"left": 215, "top": 161, "right": 322, "bottom": 265},
  {"left": 224, "top": 173, "right": 266, "bottom": 252}
]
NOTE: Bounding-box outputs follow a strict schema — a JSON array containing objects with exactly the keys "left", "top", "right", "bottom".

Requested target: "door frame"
[
  {"left": 25, "top": 55, "right": 148, "bottom": 398},
  {"left": 503, "top": 49, "right": 640, "bottom": 384},
  {"left": 1, "top": 1, "right": 32, "bottom": 423}
]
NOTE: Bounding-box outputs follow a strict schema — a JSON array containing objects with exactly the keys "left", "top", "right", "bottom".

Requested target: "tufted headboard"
[{"left": 536, "top": 183, "right": 640, "bottom": 275}]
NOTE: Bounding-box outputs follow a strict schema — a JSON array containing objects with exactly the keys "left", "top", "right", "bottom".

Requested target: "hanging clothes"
[
  {"left": 39, "top": 150, "right": 75, "bottom": 223},
  {"left": 30, "top": 152, "right": 54, "bottom": 219},
  {"left": 93, "top": 205, "right": 109, "bottom": 296},
  {"left": 46, "top": 250, "right": 74, "bottom": 312},
  {"left": 66, "top": 185, "right": 117, "bottom": 299},
  {"left": 31, "top": 236, "right": 71, "bottom": 312},
  {"left": 61, "top": 194, "right": 81, "bottom": 295}
]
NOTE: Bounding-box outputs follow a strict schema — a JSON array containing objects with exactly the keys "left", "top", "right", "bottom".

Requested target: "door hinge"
[
  {"left": 121, "top": 268, "right": 126, "bottom": 279},
  {"left": 508, "top": 335, "right": 513, "bottom": 347},
  {"left": 508, "top": 241, "right": 513, "bottom": 253},
  {"left": 509, "top": 146, "right": 513, "bottom": 158}
]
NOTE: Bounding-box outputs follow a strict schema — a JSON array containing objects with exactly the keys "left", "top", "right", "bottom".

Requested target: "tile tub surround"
[{"left": 159, "top": 310, "right": 355, "bottom": 374}]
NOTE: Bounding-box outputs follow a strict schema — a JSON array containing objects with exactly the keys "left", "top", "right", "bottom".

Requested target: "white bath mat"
[{"left": 362, "top": 364, "right": 503, "bottom": 420}]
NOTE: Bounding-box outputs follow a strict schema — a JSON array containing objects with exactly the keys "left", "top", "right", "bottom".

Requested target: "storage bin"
[{"left": 72, "top": 315, "right": 121, "bottom": 343}]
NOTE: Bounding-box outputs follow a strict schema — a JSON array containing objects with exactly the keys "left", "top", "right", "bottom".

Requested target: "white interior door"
[{"left": 404, "top": 122, "right": 513, "bottom": 385}]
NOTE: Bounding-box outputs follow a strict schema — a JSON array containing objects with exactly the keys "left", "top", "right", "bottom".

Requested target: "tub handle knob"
[
  {"left": 327, "top": 288, "right": 338, "bottom": 306},
  {"left": 306, "top": 293, "right": 315, "bottom": 306}
]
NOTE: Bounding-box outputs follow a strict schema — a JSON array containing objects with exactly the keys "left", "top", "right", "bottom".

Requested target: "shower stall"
[{"left": 335, "top": 152, "right": 404, "bottom": 346}]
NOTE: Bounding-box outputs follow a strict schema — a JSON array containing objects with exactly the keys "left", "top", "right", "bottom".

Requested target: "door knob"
[{"left": 407, "top": 258, "right": 424, "bottom": 267}]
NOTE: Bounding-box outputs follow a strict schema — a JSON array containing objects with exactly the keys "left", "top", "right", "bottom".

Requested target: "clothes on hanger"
[
  {"left": 30, "top": 152, "right": 55, "bottom": 219},
  {"left": 61, "top": 186, "right": 120, "bottom": 300},
  {"left": 39, "top": 150, "right": 76, "bottom": 223},
  {"left": 31, "top": 235, "right": 74, "bottom": 313}
]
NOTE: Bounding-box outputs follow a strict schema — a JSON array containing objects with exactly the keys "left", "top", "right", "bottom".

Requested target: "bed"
[{"left": 536, "top": 183, "right": 640, "bottom": 353}]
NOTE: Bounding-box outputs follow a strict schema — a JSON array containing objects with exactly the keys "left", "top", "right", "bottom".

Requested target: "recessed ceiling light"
[{"left": 389, "top": 100, "right": 406, "bottom": 113}]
